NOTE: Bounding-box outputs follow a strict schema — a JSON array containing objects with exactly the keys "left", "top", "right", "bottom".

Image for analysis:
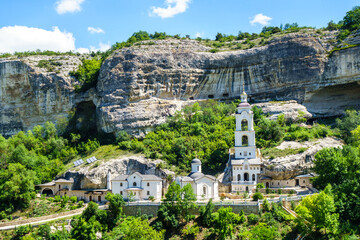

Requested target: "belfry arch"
[
  {"left": 242, "top": 135, "right": 248, "bottom": 146},
  {"left": 241, "top": 119, "right": 248, "bottom": 131}
]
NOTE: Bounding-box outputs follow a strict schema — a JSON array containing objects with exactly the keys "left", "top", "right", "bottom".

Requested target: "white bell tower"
[{"left": 234, "top": 86, "right": 256, "bottom": 159}]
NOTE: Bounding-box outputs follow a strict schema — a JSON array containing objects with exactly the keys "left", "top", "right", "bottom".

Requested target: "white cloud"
[
  {"left": 56, "top": 0, "right": 85, "bottom": 14},
  {"left": 250, "top": 13, "right": 272, "bottom": 26},
  {"left": 88, "top": 27, "right": 105, "bottom": 34},
  {"left": 90, "top": 42, "right": 111, "bottom": 52},
  {"left": 76, "top": 48, "right": 90, "bottom": 54},
  {"left": 150, "top": 0, "right": 191, "bottom": 19},
  {"left": 195, "top": 32, "right": 204, "bottom": 38},
  {"left": 0, "top": 26, "right": 75, "bottom": 53}
]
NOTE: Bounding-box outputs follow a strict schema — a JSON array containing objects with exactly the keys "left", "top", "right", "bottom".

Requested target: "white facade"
[
  {"left": 176, "top": 158, "right": 218, "bottom": 200},
  {"left": 230, "top": 89, "right": 262, "bottom": 192},
  {"left": 112, "top": 172, "right": 162, "bottom": 200}
]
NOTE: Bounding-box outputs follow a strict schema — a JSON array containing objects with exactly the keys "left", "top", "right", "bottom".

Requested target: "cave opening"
[{"left": 64, "top": 101, "right": 115, "bottom": 144}]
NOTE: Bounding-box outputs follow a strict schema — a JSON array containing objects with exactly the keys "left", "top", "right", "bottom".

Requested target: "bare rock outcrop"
[
  {"left": 254, "top": 100, "right": 312, "bottom": 122},
  {"left": 263, "top": 137, "right": 343, "bottom": 179},
  {"left": 60, "top": 156, "right": 173, "bottom": 190}
]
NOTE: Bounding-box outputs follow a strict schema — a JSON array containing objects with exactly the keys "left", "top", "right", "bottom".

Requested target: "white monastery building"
[
  {"left": 229, "top": 89, "right": 262, "bottom": 193},
  {"left": 111, "top": 172, "right": 162, "bottom": 201},
  {"left": 176, "top": 158, "right": 218, "bottom": 200}
]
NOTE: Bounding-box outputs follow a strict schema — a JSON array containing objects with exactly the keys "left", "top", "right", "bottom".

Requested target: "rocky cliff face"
[
  {"left": 1, "top": 32, "right": 360, "bottom": 137},
  {"left": 97, "top": 34, "right": 360, "bottom": 136}
]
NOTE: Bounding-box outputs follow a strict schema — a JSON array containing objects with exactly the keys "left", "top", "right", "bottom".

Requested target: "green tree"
[
  {"left": 342, "top": 6, "right": 360, "bottom": 31},
  {"left": 81, "top": 201, "right": 99, "bottom": 221},
  {"left": 157, "top": 182, "right": 196, "bottom": 229},
  {"left": 212, "top": 207, "right": 246, "bottom": 240},
  {"left": 104, "top": 216, "right": 164, "bottom": 240},
  {"left": 295, "top": 185, "right": 339, "bottom": 237},
  {"left": 248, "top": 222, "right": 280, "bottom": 240},
  {"left": 199, "top": 198, "right": 215, "bottom": 227},
  {"left": 71, "top": 216, "right": 101, "bottom": 240},
  {"left": 105, "top": 193, "right": 125, "bottom": 229}
]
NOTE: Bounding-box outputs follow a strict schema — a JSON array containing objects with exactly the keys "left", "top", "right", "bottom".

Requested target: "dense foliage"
[
  {"left": 0, "top": 122, "right": 99, "bottom": 215},
  {"left": 70, "top": 58, "right": 102, "bottom": 92}
]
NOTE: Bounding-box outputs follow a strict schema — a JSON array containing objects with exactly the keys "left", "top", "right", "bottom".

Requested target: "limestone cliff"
[{"left": 1, "top": 32, "right": 360, "bottom": 137}]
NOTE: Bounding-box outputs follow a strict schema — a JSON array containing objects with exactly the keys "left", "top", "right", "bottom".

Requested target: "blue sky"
[{"left": 0, "top": 0, "right": 358, "bottom": 53}]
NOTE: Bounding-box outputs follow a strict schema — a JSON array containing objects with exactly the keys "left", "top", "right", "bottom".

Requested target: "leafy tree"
[
  {"left": 104, "top": 216, "right": 164, "bottom": 240},
  {"left": 336, "top": 110, "right": 360, "bottom": 144},
  {"left": 0, "top": 163, "right": 37, "bottom": 211},
  {"left": 157, "top": 182, "right": 196, "bottom": 229},
  {"left": 105, "top": 193, "right": 125, "bottom": 229},
  {"left": 326, "top": 20, "right": 342, "bottom": 31},
  {"left": 342, "top": 6, "right": 360, "bottom": 31},
  {"left": 81, "top": 201, "right": 99, "bottom": 221},
  {"left": 71, "top": 216, "right": 101, "bottom": 240},
  {"left": 248, "top": 222, "right": 280, "bottom": 240},
  {"left": 295, "top": 185, "right": 339, "bottom": 237},
  {"left": 212, "top": 207, "right": 246, "bottom": 240},
  {"left": 252, "top": 192, "right": 264, "bottom": 201},
  {"left": 313, "top": 145, "right": 360, "bottom": 224},
  {"left": 199, "top": 198, "right": 215, "bottom": 227}
]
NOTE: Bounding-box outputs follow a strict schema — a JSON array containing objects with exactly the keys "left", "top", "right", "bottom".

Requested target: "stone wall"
[{"left": 122, "top": 203, "right": 260, "bottom": 216}]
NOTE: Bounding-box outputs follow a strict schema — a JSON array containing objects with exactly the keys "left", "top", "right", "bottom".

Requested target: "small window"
[
  {"left": 240, "top": 152, "right": 242, "bottom": 155},
  {"left": 147, "top": 182, "right": 150, "bottom": 187},
  {"left": 278, "top": 182, "right": 280, "bottom": 185},
  {"left": 120, "top": 182, "right": 123, "bottom": 186},
  {"left": 120, "top": 191, "right": 123, "bottom": 195},
  {"left": 133, "top": 182, "right": 137, "bottom": 187},
  {"left": 249, "top": 153, "right": 251, "bottom": 155},
  {"left": 303, "top": 180, "right": 305, "bottom": 183},
  {"left": 208, "top": 95, "right": 214, "bottom": 99},
  {"left": 197, "top": 166, "right": 199, "bottom": 171},
  {"left": 189, "top": 97, "right": 194, "bottom": 100},
  {"left": 134, "top": 176, "right": 136, "bottom": 178},
  {"left": 147, "top": 191, "right": 150, "bottom": 195},
  {"left": 272, "top": 182, "right": 274, "bottom": 185}
]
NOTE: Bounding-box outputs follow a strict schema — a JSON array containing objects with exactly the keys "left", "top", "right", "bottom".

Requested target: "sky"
[{"left": 0, "top": 0, "right": 358, "bottom": 53}]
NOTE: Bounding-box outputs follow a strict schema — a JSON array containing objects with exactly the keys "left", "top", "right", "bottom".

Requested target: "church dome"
[
  {"left": 191, "top": 158, "right": 201, "bottom": 164},
  {"left": 188, "top": 171, "right": 204, "bottom": 179}
]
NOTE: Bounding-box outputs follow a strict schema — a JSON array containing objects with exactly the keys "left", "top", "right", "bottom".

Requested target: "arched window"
[
  {"left": 203, "top": 187, "right": 206, "bottom": 195},
  {"left": 242, "top": 135, "right": 248, "bottom": 146},
  {"left": 252, "top": 174, "right": 256, "bottom": 181},
  {"left": 237, "top": 174, "right": 241, "bottom": 181},
  {"left": 133, "top": 182, "right": 137, "bottom": 187},
  {"left": 244, "top": 173, "right": 249, "bottom": 181},
  {"left": 241, "top": 119, "right": 248, "bottom": 131}
]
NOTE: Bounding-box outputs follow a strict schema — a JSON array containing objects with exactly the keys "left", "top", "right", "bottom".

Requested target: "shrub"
[
  {"left": 266, "top": 188, "right": 270, "bottom": 194},
  {"left": 253, "top": 192, "right": 264, "bottom": 201},
  {"left": 247, "top": 213, "right": 260, "bottom": 225},
  {"left": 54, "top": 195, "right": 61, "bottom": 202},
  {"left": 181, "top": 223, "right": 200, "bottom": 239},
  {"left": 210, "top": 48, "right": 219, "bottom": 53},
  {"left": 70, "top": 196, "right": 77, "bottom": 203},
  {"left": 277, "top": 189, "right": 282, "bottom": 194},
  {"left": 47, "top": 197, "right": 54, "bottom": 202},
  {"left": 78, "top": 201, "right": 84, "bottom": 208},
  {"left": 148, "top": 196, "right": 155, "bottom": 202}
]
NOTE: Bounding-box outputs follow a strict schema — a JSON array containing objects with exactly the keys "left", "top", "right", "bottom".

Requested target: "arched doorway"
[
  {"left": 244, "top": 173, "right": 249, "bottom": 181},
  {"left": 237, "top": 174, "right": 241, "bottom": 181},
  {"left": 252, "top": 174, "right": 256, "bottom": 181},
  {"left": 241, "top": 119, "right": 248, "bottom": 131},
  {"left": 245, "top": 186, "right": 249, "bottom": 192},
  {"left": 266, "top": 182, "right": 270, "bottom": 188},
  {"left": 242, "top": 135, "right": 248, "bottom": 146},
  {"left": 42, "top": 189, "right": 53, "bottom": 196}
]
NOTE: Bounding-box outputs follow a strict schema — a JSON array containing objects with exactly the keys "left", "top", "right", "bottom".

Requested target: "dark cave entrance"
[{"left": 65, "top": 101, "right": 115, "bottom": 144}]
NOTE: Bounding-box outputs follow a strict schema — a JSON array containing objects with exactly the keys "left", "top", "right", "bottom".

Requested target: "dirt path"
[{"left": 0, "top": 205, "right": 107, "bottom": 231}]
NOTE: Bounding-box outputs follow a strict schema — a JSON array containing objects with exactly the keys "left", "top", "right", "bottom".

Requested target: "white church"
[
  {"left": 176, "top": 158, "right": 219, "bottom": 200},
  {"left": 228, "top": 89, "right": 262, "bottom": 193}
]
